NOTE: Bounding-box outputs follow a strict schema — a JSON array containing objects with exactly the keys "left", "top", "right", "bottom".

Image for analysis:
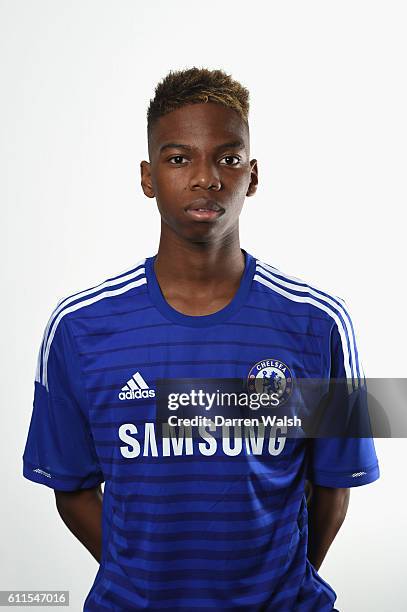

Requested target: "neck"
[{"left": 154, "top": 224, "right": 245, "bottom": 289}]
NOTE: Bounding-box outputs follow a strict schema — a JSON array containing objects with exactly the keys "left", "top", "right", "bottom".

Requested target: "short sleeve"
[
  {"left": 306, "top": 303, "right": 380, "bottom": 488},
  {"left": 22, "top": 313, "right": 104, "bottom": 491}
]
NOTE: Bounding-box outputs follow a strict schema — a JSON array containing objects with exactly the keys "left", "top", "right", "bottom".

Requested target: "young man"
[{"left": 22, "top": 68, "right": 379, "bottom": 611}]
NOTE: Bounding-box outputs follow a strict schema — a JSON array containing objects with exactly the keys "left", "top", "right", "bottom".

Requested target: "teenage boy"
[{"left": 23, "top": 67, "right": 379, "bottom": 611}]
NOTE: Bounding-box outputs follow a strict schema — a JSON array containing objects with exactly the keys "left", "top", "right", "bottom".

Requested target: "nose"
[{"left": 189, "top": 158, "right": 222, "bottom": 191}]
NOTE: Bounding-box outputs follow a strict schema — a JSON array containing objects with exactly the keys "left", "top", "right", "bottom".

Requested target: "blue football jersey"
[{"left": 22, "top": 248, "right": 380, "bottom": 611}]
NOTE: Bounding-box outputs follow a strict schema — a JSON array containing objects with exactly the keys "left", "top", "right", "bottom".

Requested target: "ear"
[
  {"left": 246, "top": 159, "right": 258, "bottom": 197},
  {"left": 140, "top": 160, "right": 155, "bottom": 198}
]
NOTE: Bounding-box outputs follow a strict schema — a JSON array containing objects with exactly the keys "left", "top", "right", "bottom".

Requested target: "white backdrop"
[{"left": 1, "top": 1, "right": 406, "bottom": 610}]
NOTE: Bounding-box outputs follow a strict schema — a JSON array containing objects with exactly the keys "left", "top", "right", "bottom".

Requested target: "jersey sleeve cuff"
[
  {"left": 308, "top": 462, "right": 380, "bottom": 488},
  {"left": 23, "top": 459, "right": 105, "bottom": 491}
]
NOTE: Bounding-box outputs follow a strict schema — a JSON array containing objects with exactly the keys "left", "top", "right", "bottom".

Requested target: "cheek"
[
  {"left": 153, "top": 168, "right": 187, "bottom": 197},
  {"left": 226, "top": 171, "right": 251, "bottom": 197}
]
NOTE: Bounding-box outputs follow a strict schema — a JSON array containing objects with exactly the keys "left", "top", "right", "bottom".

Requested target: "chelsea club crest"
[{"left": 247, "top": 359, "right": 294, "bottom": 405}]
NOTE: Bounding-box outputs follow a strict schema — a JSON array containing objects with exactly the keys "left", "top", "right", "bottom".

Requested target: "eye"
[
  {"left": 220, "top": 155, "right": 241, "bottom": 166},
  {"left": 168, "top": 155, "right": 188, "bottom": 164}
]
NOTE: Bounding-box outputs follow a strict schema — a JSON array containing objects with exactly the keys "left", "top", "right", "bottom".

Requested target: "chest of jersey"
[{"left": 70, "top": 306, "right": 325, "bottom": 485}]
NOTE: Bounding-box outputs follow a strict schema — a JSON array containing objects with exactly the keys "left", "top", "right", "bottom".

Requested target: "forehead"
[{"left": 149, "top": 103, "right": 250, "bottom": 154}]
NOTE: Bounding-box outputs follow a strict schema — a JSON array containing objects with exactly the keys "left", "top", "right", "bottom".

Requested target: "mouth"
[{"left": 184, "top": 198, "right": 225, "bottom": 222}]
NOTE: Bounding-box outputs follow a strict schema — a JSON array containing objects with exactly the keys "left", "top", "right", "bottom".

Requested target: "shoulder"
[
  {"left": 35, "top": 257, "right": 148, "bottom": 388},
  {"left": 251, "top": 255, "right": 363, "bottom": 382},
  {"left": 52, "top": 257, "right": 148, "bottom": 323},
  {"left": 252, "top": 255, "right": 353, "bottom": 328}
]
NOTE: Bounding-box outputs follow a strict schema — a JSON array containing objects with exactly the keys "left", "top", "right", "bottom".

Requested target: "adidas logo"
[
  {"left": 33, "top": 467, "right": 51, "bottom": 478},
  {"left": 351, "top": 471, "right": 367, "bottom": 478},
  {"left": 118, "top": 371, "right": 156, "bottom": 401}
]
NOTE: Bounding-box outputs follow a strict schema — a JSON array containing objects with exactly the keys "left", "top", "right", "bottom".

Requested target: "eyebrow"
[
  {"left": 216, "top": 140, "right": 245, "bottom": 151},
  {"left": 159, "top": 140, "right": 246, "bottom": 153},
  {"left": 159, "top": 143, "right": 193, "bottom": 153}
]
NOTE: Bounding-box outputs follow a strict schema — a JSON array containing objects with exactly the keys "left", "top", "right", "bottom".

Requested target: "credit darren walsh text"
[{"left": 167, "top": 415, "right": 301, "bottom": 427}]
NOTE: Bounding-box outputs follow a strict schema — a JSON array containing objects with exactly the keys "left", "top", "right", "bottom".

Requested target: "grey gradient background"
[{"left": 1, "top": 1, "right": 406, "bottom": 610}]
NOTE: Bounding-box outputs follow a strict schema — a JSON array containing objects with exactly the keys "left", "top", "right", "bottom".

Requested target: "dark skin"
[
  {"left": 55, "top": 102, "right": 350, "bottom": 570},
  {"left": 54, "top": 485, "right": 103, "bottom": 563},
  {"left": 141, "top": 102, "right": 258, "bottom": 315}
]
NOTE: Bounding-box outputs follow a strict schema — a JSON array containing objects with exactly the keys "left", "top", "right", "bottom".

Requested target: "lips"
[
  {"left": 183, "top": 198, "right": 225, "bottom": 223},
  {"left": 184, "top": 199, "right": 224, "bottom": 213}
]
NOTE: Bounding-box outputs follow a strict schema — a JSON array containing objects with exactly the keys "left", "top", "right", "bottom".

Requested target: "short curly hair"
[{"left": 147, "top": 67, "right": 249, "bottom": 138}]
